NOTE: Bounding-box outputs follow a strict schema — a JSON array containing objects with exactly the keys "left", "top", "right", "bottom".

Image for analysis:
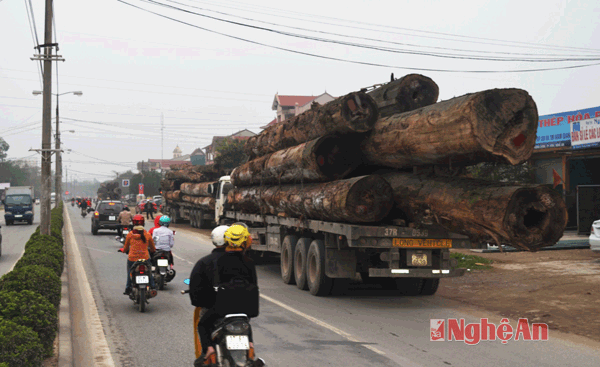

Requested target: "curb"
[
  {"left": 58, "top": 257, "right": 73, "bottom": 367},
  {"left": 61, "top": 205, "right": 116, "bottom": 366}
]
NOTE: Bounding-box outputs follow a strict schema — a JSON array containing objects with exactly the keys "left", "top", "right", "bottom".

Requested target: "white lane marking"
[
  {"left": 64, "top": 206, "right": 116, "bottom": 366},
  {"left": 260, "top": 294, "right": 386, "bottom": 356},
  {"left": 173, "top": 252, "right": 195, "bottom": 265},
  {"left": 86, "top": 247, "right": 115, "bottom": 254}
]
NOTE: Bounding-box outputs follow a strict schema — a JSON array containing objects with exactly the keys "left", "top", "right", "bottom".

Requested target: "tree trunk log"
[
  {"left": 231, "top": 135, "right": 362, "bottom": 187},
  {"left": 382, "top": 172, "right": 567, "bottom": 251},
  {"left": 182, "top": 195, "right": 216, "bottom": 211},
  {"left": 180, "top": 182, "right": 217, "bottom": 197},
  {"left": 362, "top": 88, "right": 538, "bottom": 168},
  {"left": 367, "top": 74, "right": 439, "bottom": 117},
  {"left": 244, "top": 91, "right": 379, "bottom": 159},
  {"left": 165, "top": 190, "right": 183, "bottom": 202},
  {"left": 227, "top": 175, "right": 393, "bottom": 223}
]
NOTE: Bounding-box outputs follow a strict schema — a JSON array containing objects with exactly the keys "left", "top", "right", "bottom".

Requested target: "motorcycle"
[
  {"left": 182, "top": 279, "right": 265, "bottom": 367},
  {"left": 151, "top": 250, "right": 176, "bottom": 290},
  {"left": 115, "top": 226, "right": 132, "bottom": 244},
  {"left": 127, "top": 258, "right": 156, "bottom": 312}
]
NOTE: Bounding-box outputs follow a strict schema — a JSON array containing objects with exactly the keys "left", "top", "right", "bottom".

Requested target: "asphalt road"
[
  {"left": 0, "top": 206, "right": 40, "bottom": 277},
  {"left": 66, "top": 206, "right": 600, "bottom": 367}
]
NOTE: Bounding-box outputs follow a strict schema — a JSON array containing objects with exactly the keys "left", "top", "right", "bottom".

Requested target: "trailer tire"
[
  {"left": 419, "top": 278, "right": 440, "bottom": 296},
  {"left": 307, "top": 239, "right": 333, "bottom": 296},
  {"left": 280, "top": 235, "right": 298, "bottom": 284},
  {"left": 294, "top": 237, "right": 311, "bottom": 290},
  {"left": 192, "top": 210, "right": 198, "bottom": 228},
  {"left": 198, "top": 210, "right": 206, "bottom": 229}
]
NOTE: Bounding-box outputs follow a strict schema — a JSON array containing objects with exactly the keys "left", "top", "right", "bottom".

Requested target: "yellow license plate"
[
  {"left": 393, "top": 238, "right": 452, "bottom": 248},
  {"left": 411, "top": 253, "right": 428, "bottom": 266}
]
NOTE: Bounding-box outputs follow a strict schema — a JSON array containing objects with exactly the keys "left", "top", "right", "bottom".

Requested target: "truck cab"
[
  {"left": 3, "top": 186, "right": 35, "bottom": 225},
  {"left": 214, "top": 176, "right": 232, "bottom": 224}
]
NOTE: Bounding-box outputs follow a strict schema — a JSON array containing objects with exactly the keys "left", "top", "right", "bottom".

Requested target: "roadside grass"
[{"left": 450, "top": 253, "right": 493, "bottom": 270}]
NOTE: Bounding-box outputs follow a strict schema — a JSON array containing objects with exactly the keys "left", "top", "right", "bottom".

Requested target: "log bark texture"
[
  {"left": 231, "top": 135, "right": 362, "bottom": 187},
  {"left": 180, "top": 181, "right": 218, "bottom": 197},
  {"left": 244, "top": 91, "right": 379, "bottom": 159},
  {"left": 182, "top": 195, "right": 216, "bottom": 211},
  {"left": 382, "top": 172, "right": 567, "bottom": 251},
  {"left": 165, "top": 190, "right": 183, "bottom": 202},
  {"left": 362, "top": 88, "right": 538, "bottom": 168},
  {"left": 367, "top": 74, "right": 439, "bottom": 117},
  {"left": 227, "top": 175, "right": 393, "bottom": 223},
  {"left": 164, "top": 164, "right": 226, "bottom": 183}
]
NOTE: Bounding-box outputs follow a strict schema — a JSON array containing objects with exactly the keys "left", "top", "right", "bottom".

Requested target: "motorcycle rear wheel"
[
  {"left": 139, "top": 288, "right": 146, "bottom": 312},
  {"left": 158, "top": 275, "right": 165, "bottom": 290}
]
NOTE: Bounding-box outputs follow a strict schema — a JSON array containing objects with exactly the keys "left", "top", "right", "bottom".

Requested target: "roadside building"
[
  {"left": 529, "top": 105, "right": 600, "bottom": 233},
  {"left": 203, "top": 129, "right": 256, "bottom": 165},
  {"left": 261, "top": 92, "right": 336, "bottom": 129}
]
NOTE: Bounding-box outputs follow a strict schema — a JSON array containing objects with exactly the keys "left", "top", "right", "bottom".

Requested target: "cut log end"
[
  {"left": 340, "top": 93, "right": 379, "bottom": 132},
  {"left": 393, "top": 74, "right": 439, "bottom": 113},
  {"left": 505, "top": 186, "right": 567, "bottom": 251},
  {"left": 477, "top": 89, "right": 539, "bottom": 165},
  {"left": 313, "top": 135, "right": 362, "bottom": 180},
  {"left": 346, "top": 175, "right": 393, "bottom": 222}
]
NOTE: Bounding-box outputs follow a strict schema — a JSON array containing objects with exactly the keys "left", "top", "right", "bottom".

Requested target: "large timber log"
[
  {"left": 165, "top": 164, "right": 226, "bottom": 183},
  {"left": 362, "top": 89, "right": 538, "bottom": 168},
  {"left": 244, "top": 91, "right": 379, "bottom": 159},
  {"left": 367, "top": 74, "right": 439, "bottom": 117},
  {"left": 382, "top": 172, "right": 567, "bottom": 251},
  {"left": 180, "top": 182, "right": 218, "bottom": 197},
  {"left": 165, "top": 190, "right": 184, "bottom": 202},
  {"left": 231, "top": 135, "right": 362, "bottom": 187},
  {"left": 182, "top": 195, "right": 216, "bottom": 211},
  {"left": 227, "top": 175, "right": 393, "bottom": 223}
]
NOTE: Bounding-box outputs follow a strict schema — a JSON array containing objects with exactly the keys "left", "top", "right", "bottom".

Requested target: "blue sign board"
[{"left": 535, "top": 105, "right": 600, "bottom": 149}]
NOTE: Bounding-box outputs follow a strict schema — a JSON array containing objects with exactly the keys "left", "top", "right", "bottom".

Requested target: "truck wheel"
[
  {"left": 419, "top": 278, "right": 440, "bottom": 296},
  {"left": 91, "top": 223, "right": 98, "bottom": 235},
  {"left": 280, "top": 235, "right": 298, "bottom": 285},
  {"left": 198, "top": 210, "right": 206, "bottom": 229},
  {"left": 27, "top": 219, "right": 33, "bottom": 225},
  {"left": 307, "top": 239, "right": 333, "bottom": 296},
  {"left": 190, "top": 211, "right": 196, "bottom": 228},
  {"left": 393, "top": 278, "right": 424, "bottom": 296},
  {"left": 294, "top": 237, "right": 311, "bottom": 290}
]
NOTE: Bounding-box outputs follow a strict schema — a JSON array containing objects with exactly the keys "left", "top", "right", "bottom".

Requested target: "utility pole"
[
  {"left": 161, "top": 113, "right": 164, "bottom": 172},
  {"left": 55, "top": 91, "right": 61, "bottom": 207},
  {"left": 39, "top": 0, "right": 54, "bottom": 235}
]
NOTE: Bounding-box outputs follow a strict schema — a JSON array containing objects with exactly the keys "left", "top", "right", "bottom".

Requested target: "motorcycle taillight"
[{"left": 138, "top": 264, "right": 146, "bottom": 273}]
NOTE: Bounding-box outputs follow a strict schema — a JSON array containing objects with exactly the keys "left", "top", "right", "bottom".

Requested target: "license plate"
[
  {"left": 157, "top": 259, "right": 169, "bottom": 267},
  {"left": 393, "top": 238, "right": 452, "bottom": 248},
  {"left": 15, "top": 215, "right": 23, "bottom": 218},
  {"left": 136, "top": 275, "right": 149, "bottom": 284},
  {"left": 123, "top": 230, "right": 129, "bottom": 235},
  {"left": 411, "top": 253, "right": 428, "bottom": 266},
  {"left": 109, "top": 216, "right": 116, "bottom": 221},
  {"left": 226, "top": 335, "right": 249, "bottom": 350}
]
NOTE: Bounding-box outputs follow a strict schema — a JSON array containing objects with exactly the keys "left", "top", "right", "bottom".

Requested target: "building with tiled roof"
[{"left": 262, "top": 92, "right": 335, "bottom": 129}]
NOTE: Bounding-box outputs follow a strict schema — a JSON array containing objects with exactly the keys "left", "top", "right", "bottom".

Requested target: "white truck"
[{"left": 166, "top": 176, "right": 467, "bottom": 297}]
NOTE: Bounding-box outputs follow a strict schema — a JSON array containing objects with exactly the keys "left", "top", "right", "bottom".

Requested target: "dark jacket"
[
  {"left": 144, "top": 201, "right": 154, "bottom": 212},
  {"left": 189, "top": 247, "right": 257, "bottom": 308}
]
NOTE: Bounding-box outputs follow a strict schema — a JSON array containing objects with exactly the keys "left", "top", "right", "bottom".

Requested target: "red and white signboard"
[
  {"left": 138, "top": 183, "right": 144, "bottom": 195},
  {"left": 65, "top": 191, "right": 70, "bottom": 195},
  {"left": 571, "top": 117, "right": 600, "bottom": 149}
]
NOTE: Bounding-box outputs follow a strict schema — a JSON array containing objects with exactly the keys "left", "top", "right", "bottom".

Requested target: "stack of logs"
[
  {"left": 162, "top": 164, "right": 226, "bottom": 212},
  {"left": 226, "top": 74, "right": 567, "bottom": 251},
  {"left": 97, "top": 181, "right": 122, "bottom": 200}
]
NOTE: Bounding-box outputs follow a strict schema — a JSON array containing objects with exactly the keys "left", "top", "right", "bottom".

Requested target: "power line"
[
  {"left": 23, "top": 0, "right": 43, "bottom": 88},
  {"left": 187, "top": 0, "right": 600, "bottom": 54},
  {"left": 158, "top": 0, "right": 600, "bottom": 59},
  {"left": 117, "top": 0, "right": 600, "bottom": 73}
]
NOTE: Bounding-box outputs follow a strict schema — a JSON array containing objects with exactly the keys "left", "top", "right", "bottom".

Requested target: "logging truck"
[{"left": 165, "top": 175, "right": 467, "bottom": 296}]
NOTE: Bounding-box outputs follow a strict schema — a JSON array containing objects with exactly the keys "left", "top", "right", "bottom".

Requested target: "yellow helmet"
[{"left": 224, "top": 224, "right": 250, "bottom": 248}]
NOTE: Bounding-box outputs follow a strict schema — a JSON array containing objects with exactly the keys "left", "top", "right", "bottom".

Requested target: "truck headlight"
[
  {"left": 4, "top": 211, "right": 12, "bottom": 215},
  {"left": 25, "top": 211, "right": 33, "bottom": 215}
]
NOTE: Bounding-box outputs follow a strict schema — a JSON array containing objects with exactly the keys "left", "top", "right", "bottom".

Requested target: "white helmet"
[{"left": 211, "top": 225, "right": 230, "bottom": 247}]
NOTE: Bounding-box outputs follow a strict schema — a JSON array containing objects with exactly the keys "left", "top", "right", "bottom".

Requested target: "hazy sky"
[{"left": 1, "top": 0, "right": 599, "bottom": 184}]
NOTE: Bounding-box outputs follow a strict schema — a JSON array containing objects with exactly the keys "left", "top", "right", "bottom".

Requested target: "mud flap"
[{"left": 325, "top": 248, "right": 356, "bottom": 278}]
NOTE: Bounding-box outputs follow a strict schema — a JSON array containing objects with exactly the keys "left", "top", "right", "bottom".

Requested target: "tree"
[
  {"left": 466, "top": 162, "right": 535, "bottom": 184},
  {"left": 0, "top": 138, "right": 9, "bottom": 162},
  {"left": 214, "top": 138, "right": 247, "bottom": 171}
]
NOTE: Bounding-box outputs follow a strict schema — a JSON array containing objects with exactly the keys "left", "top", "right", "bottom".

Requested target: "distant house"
[
  {"left": 261, "top": 92, "right": 335, "bottom": 129},
  {"left": 204, "top": 129, "right": 256, "bottom": 165},
  {"left": 138, "top": 145, "right": 207, "bottom": 171}
]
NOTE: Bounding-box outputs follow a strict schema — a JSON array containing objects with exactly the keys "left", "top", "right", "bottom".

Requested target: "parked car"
[
  {"left": 91, "top": 200, "right": 125, "bottom": 235},
  {"left": 590, "top": 219, "right": 600, "bottom": 252}
]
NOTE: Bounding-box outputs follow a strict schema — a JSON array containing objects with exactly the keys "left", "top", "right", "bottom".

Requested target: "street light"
[{"left": 33, "top": 90, "right": 82, "bottom": 205}]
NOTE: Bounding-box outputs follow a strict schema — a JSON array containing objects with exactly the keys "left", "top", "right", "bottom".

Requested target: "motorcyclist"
[
  {"left": 148, "top": 215, "right": 163, "bottom": 236},
  {"left": 189, "top": 224, "right": 258, "bottom": 366},
  {"left": 120, "top": 214, "right": 156, "bottom": 295},
  {"left": 80, "top": 197, "right": 88, "bottom": 215},
  {"left": 151, "top": 215, "right": 175, "bottom": 266},
  {"left": 117, "top": 206, "right": 133, "bottom": 237}
]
